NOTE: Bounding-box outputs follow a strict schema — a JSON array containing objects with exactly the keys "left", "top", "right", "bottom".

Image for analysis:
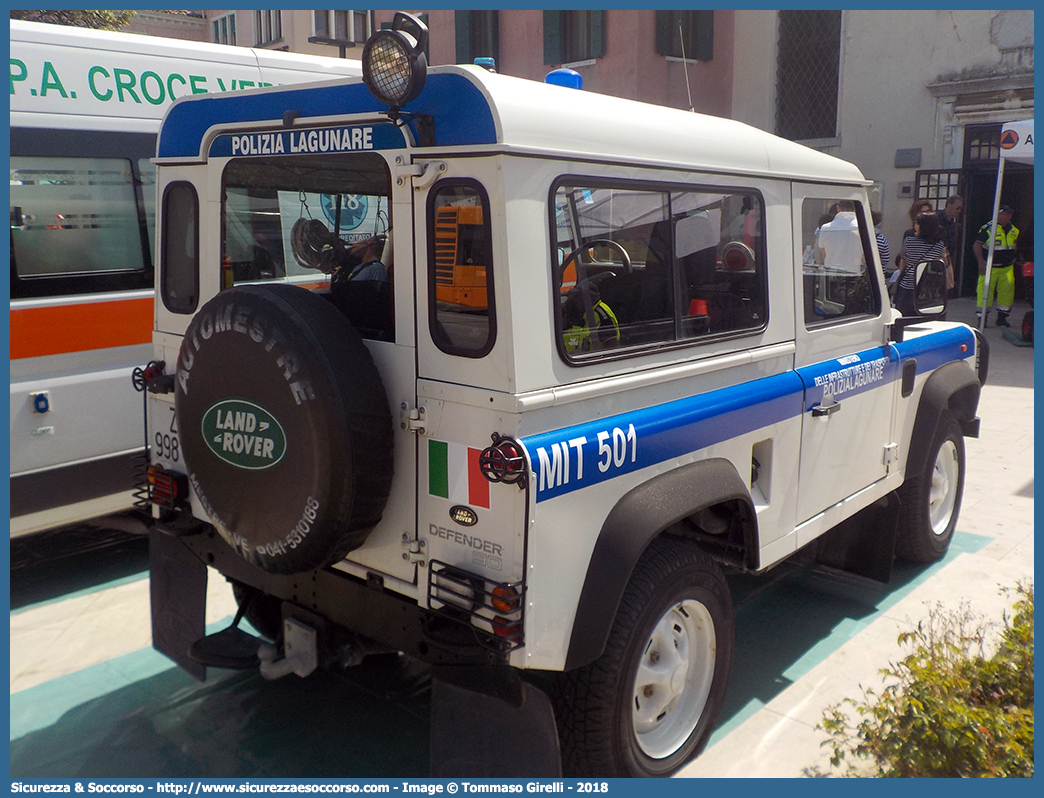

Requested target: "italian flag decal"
[{"left": 428, "top": 440, "right": 490, "bottom": 509}]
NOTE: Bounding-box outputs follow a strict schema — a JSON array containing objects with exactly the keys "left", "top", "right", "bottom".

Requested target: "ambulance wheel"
[
  {"left": 231, "top": 581, "right": 284, "bottom": 642},
  {"left": 175, "top": 284, "right": 393, "bottom": 575},
  {"left": 896, "top": 411, "right": 965, "bottom": 563},
  {"left": 554, "top": 537, "right": 733, "bottom": 777},
  {"left": 1022, "top": 310, "right": 1033, "bottom": 343}
]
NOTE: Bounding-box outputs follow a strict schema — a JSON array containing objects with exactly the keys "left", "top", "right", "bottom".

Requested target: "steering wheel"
[{"left": 560, "top": 238, "right": 633, "bottom": 287}]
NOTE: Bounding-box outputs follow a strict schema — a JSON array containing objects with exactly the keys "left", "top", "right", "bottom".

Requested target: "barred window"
[
  {"left": 964, "top": 124, "right": 1002, "bottom": 164},
  {"left": 776, "top": 11, "right": 841, "bottom": 141}
]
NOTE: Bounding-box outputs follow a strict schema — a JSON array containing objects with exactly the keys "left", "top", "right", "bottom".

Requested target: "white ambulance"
[
  {"left": 10, "top": 20, "right": 361, "bottom": 537},
  {"left": 141, "top": 14, "right": 987, "bottom": 777}
]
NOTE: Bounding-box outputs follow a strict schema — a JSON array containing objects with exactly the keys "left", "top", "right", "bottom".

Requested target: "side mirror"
[
  {"left": 889, "top": 259, "right": 947, "bottom": 342},
  {"left": 913, "top": 258, "right": 947, "bottom": 316}
]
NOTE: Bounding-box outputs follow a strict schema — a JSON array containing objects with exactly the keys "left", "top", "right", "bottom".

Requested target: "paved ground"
[
  {"left": 9, "top": 297, "right": 1033, "bottom": 778},
  {"left": 679, "top": 296, "right": 1035, "bottom": 777}
]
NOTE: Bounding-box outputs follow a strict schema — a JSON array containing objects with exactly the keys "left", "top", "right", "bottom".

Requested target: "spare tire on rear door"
[{"left": 174, "top": 284, "right": 393, "bottom": 574}]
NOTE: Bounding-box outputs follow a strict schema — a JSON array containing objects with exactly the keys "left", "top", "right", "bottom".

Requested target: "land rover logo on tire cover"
[{"left": 202, "top": 399, "right": 286, "bottom": 470}]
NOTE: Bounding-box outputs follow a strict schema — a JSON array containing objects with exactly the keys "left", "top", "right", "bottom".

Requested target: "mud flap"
[
  {"left": 149, "top": 527, "right": 208, "bottom": 680},
  {"left": 815, "top": 494, "right": 900, "bottom": 583},
  {"left": 430, "top": 666, "right": 561, "bottom": 777}
]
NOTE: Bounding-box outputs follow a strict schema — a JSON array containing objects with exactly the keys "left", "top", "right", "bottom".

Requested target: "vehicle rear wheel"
[
  {"left": 897, "top": 411, "right": 965, "bottom": 563},
  {"left": 554, "top": 536, "right": 733, "bottom": 777}
]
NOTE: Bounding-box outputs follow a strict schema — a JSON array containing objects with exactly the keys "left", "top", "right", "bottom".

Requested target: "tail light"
[
  {"left": 492, "top": 616, "right": 522, "bottom": 645},
  {"left": 147, "top": 464, "right": 187, "bottom": 509},
  {"left": 428, "top": 561, "right": 525, "bottom": 651},
  {"left": 491, "top": 585, "right": 520, "bottom": 613},
  {"left": 478, "top": 434, "right": 526, "bottom": 487}
]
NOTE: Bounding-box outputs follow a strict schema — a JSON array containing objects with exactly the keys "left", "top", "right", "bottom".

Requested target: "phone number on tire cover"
[{"left": 258, "top": 496, "right": 320, "bottom": 558}]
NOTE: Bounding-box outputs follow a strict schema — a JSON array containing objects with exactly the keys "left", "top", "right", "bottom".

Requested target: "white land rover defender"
[{"left": 138, "top": 14, "right": 987, "bottom": 778}]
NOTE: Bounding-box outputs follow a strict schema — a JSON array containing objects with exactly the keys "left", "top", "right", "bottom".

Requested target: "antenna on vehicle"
[{"left": 679, "top": 23, "right": 694, "bottom": 113}]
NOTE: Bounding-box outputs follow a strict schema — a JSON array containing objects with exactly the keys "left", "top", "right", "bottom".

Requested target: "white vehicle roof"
[{"left": 157, "top": 64, "right": 867, "bottom": 185}]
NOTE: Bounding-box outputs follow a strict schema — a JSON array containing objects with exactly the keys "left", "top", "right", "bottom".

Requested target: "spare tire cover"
[{"left": 175, "top": 284, "right": 393, "bottom": 574}]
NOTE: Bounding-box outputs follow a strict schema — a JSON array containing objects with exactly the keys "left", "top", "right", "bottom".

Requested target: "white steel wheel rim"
[
  {"left": 929, "top": 440, "right": 960, "bottom": 535},
  {"left": 632, "top": 598, "right": 716, "bottom": 759}
]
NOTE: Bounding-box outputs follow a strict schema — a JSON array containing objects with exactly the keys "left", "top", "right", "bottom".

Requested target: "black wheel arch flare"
[
  {"left": 563, "top": 457, "right": 756, "bottom": 671},
  {"left": 906, "top": 360, "right": 981, "bottom": 480}
]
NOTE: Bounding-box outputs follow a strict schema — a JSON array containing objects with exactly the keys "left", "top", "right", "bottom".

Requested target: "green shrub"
[{"left": 814, "top": 582, "right": 1033, "bottom": 777}]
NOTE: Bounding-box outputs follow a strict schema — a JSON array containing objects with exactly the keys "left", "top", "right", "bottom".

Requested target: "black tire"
[
  {"left": 175, "top": 284, "right": 393, "bottom": 574},
  {"left": 230, "top": 580, "right": 284, "bottom": 642},
  {"left": 554, "top": 537, "right": 733, "bottom": 777},
  {"left": 896, "top": 411, "right": 965, "bottom": 563}
]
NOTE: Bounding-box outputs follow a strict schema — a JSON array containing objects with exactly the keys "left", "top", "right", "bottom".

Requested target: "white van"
[
  {"left": 9, "top": 20, "right": 362, "bottom": 537},
  {"left": 142, "top": 15, "right": 987, "bottom": 778}
]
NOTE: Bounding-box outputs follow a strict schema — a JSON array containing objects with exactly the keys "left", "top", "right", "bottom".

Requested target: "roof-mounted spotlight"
[{"left": 362, "top": 12, "right": 428, "bottom": 116}]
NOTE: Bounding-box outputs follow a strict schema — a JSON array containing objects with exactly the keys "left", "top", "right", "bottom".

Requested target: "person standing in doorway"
[{"left": 973, "top": 204, "right": 1019, "bottom": 327}]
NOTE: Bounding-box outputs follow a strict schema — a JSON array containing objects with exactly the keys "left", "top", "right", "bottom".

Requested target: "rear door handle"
[{"left": 812, "top": 400, "right": 841, "bottom": 417}]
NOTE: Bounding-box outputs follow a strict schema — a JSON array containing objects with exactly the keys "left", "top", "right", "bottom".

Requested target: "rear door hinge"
[
  {"left": 402, "top": 536, "right": 426, "bottom": 565},
  {"left": 400, "top": 403, "right": 427, "bottom": 434},
  {"left": 395, "top": 160, "right": 446, "bottom": 190},
  {"left": 883, "top": 442, "right": 899, "bottom": 467}
]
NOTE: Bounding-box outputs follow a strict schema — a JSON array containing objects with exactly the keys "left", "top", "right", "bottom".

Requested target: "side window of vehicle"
[
  {"left": 428, "top": 180, "right": 496, "bottom": 357},
  {"left": 161, "top": 182, "right": 199, "bottom": 314},
  {"left": 552, "top": 180, "right": 766, "bottom": 362},
  {"left": 800, "top": 198, "right": 880, "bottom": 325},
  {"left": 10, "top": 155, "right": 148, "bottom": 281}
]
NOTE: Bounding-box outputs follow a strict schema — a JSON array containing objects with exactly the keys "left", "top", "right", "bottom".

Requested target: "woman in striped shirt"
[{"left": 895, "top": 212, "right": 946, "bottom": 316}]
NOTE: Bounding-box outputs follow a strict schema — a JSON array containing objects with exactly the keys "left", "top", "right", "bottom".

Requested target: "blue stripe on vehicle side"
[
  {"left": 795, "top": 345, "right": 900, "bottom": 412},
  {"left": 520, "top": 371, "right": 805, "bottom": 503},
  {"left": 158, "top": 73, "right": 497, "bottom": 159},
  {"left": 519, "top": 327, "right": 975, "bottom": 504},
  {"left": 894, "top": 325, "right": 977, "bottom": 374}
]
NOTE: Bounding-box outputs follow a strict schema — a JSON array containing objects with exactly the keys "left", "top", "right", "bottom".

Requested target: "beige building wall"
[
  {"left": 730, "top": 10, "right": 1033, "bottom": 251},
  {"left": 199, "top": 9, "right": 366, "bottom": 63}
]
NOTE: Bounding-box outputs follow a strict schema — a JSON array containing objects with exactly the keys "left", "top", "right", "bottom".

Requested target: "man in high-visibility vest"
[
  {"left": 973, "top": 204, "right": 1019, "bottom": 327},
  {"left": 562, "top": 275, "right": 620, "bottom": 354}
]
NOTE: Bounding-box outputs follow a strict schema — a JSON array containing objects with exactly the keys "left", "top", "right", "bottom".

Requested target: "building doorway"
[{"left": 959, "top": 123, "right": 1034, "bottom": 299}]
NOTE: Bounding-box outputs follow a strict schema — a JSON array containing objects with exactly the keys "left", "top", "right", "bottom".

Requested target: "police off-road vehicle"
[{"left": 139, "top": 14, "right": 987, "bottom": 778}]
